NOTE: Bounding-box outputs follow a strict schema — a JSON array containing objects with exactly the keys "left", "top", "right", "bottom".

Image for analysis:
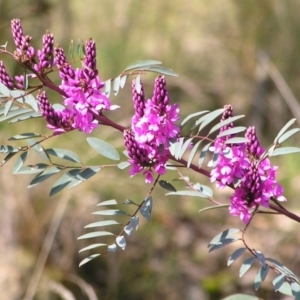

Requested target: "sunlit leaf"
[
  {"left": 28, "top": 166, "right": 61, "bottom": 188},
  {"left": 4, "top": 100, "right": 13, "bottom": 116},
  {"left": 209, "top": 228, "right": 240, "bottom": 246},
  {"left": 221, "top": 294, "right": 259, "bottom": 300},
  {"left": 166, "top": 190, "right": 209, "bottom": 198},
  {"left": 49, "top": 172, "right": 73, "bottom": 196},
  {"left": 277, "top": 281, "right": 293, "bottom": 296},
  {"left": 174, "top": 137, "right": 184, "bottom": 159},
  {"left": 87, "top": 137, "right": 120, "bottom": 161},
  {"left": 45, "top": 148, "right": 81, "bottom": 163},
  {"left": 187, "top": 140, "right": 202, "bottom": 167},
  {"left": 277, "top": 128, "right": 300, "bottom": 144},
  {"left": 12, "top": 151, "right": 28, "bottom": 174},
  {"left": 8, "top": 133, "right": 42, "bottom": 140},
  {"left": 273, "top": 274, "right": 286, "bottom": 292},
  {"left": 217, "top": 127, "right": 247, "bottom": 139},
  {"left": 140, "top": 196, "right": 152, "bottom": 221},
  {"left": 124, "top": 60, "right": 162, "bottom": 71},
  {"left": 274, "top": 118, "right": 297, "bottom": 144},
  {"left": 27, "top": 139, "right": 50, "bottom": 161},
  {"left": 1, "top": 151, "right": 18, "bottom": 166},
  {"left": 227, "top": 247, "right": 247, "bottom": 266},
  {"left": 104, "top": 79, "right": 111, "bottom": 97},
  {"left": 239, "top": 257, "right": 256, "bottom": 278},
  {"left": 79, "top": 254, "right": 100, "bottom": 267},
  {"left": 84, "top": 220, "right": 120, "bottom": 228},
  {"left": 255, "top": 250, "right": 266, "bottom": 268},
  {"left": 135, "top": 74, "right": 141, "bottom": 93},
  {"left": 269, "top": 147, "right": 300, "bottom": 157},
  {"left": 123, "top": 199, "right": 138, "bottom": 205},
  {"left": 0, "top": 108, "right": 32, "bottom": 122},
  {"left": 97, "top": 199, "right": 118, "bottom": 206},
  {"left": 0, "top": 82, "right": 10, "bottom": 97},
  {"left": 92, "top": 209, "right": 127, "bottom": 216},
  {"left": 225, "top": 137, "right": 248, "bottom": 144},
  {"left": 0, "top": 145, "right": 19, "bottom": 153},
  {"left": 113, "top": 76, "right": 121, "bottom": 95},
  {"left": 208, "top": 238, "right": 240, "bottom": 252},
  {"left": 146, "top": 65, "right": 179, "bottom": 77},
  {"left": 291, "top": 282, "right": 300, "bottom": 298},
  {"left": 196, "top": 108, "right": 224, "bottom": 132},
  {"left": 124, "top": 223, "right": 134, "bottom": 236},
  {"left": 130, "top": 215, "right": 139, "bottom": 230},
  {"left": 116, "top": 236, "right": 126, "bottom": 250},
  {"left": 199, "top": 204, "right": 230, "bottom": 214},
  {"left": 24, "top": 94, "right": 39, "bottom": 112},
  {"left": 107, "top": 243, "right": 117, "bottom": 253},
  {"left": 79, "top": 243, "right": 107, "bottom": 253},
  {"left": 181, "top": 110, "right": 209, "bottom": 127},
  {"left": 179, "top": 137, "right": 193, "bottom": 158},
  {"left": 198, "top": 142, "right": 211, "bottom": 167},
  {"left": 117, "top": 161, "right": 131, "bottom": 169},
  {"left": 77, "top": 231, "right": 114, "bottom": 239},
  {"left": 254, "top": 265, "right": 269, "bottom": 290},
  {"left": 15, "top": 163, "right": 48, "bottom": 175},
  {"left": 159, "top": 180, "right": 176, "bottom": 192},
  {"left": 209, "top": 116, "right": 245, "bottom": 135},
  {"left": 9, "top": 111, "right": 41, "bottom": 123},
  {"left": 119, "top": 75, "right": 127, "bottom": 88}
]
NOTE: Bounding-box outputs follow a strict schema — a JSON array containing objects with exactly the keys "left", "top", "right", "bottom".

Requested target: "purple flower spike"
[
  {"left": 54, "top": 47, "right": 75, "bottom": 81},
  {"left": 220, "top": 104, "right": 234, "bottom": 136},
  {"left": 11, "top": 19, "right": 35, "bottom": 61},
  {"left": 35, "top": 31, "right": 54, "bottom": 73},
  {"left": 245, "top": 126, "right": 264, "bottom": 158},
  {"left": 132, "top": 79, "right": 146, "bottom": 119},
  {"left": 151, "top": 75, "right": 169, "bottom": 112},
  {"left": 0, "top": 61, "right": 14, "bottom": 89},
  {"left": 83, "top": 38, "right": 98, "bottom": 79},
  {"left": 37, "top": 91, "right": 72, "bottom": 134}
]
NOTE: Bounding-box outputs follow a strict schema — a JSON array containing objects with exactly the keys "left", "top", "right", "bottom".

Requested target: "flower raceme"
[
  {"left": 125, "top": 76, "right": 180, "bottom": 183},
  {"left": 209, "top": 106, "right": 286, "bottom": 223}
]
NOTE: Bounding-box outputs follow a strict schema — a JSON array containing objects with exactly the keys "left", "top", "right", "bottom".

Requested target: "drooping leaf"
[
  {"left": 198, "top": 142, "right": 211, "bottom": 167},
  {"left": 75, "top": 167, "right": 101, "bottom": 182},
  {"left": 239, "top": 257, "right": 256, "bottom": 278},
  {"left": 79, "top": 254, "right": 100, "bottom": 267},
  {"left": 28, "top": 166, "right": 62, "bottom": 188},
  {"left": 255, "top": 250, "right": 266, "bottom": 268},
  {"left": 140, "top": 196, "right": 152, "bottom": 221},
  {"left": 104, "top": 79, "right": 111, "bottom": 97},
  {"left": 174, "top": 137, "right": 184, "bottom": 159},
  {"left": 77, "top": 231, "right": 114, "bottom": 239},
  {"left": 273, "top": 274, "right": 286, "bottom": 292},
  {"left": 27, "top": 139, "right": 50, "bottom": 161},
  {"left": 119, "top": 75, "right": 127, "bottom": 88},
  {"left": 187, "top": 140, "right": 202, "bottom": 167},
  {"left": 84, "top": 220, "right": 120, "bottom": 228},
  {"left": 87, "top": 137, "right": 120, "bottom": 161},
  {"left": 12, "top": 151, "right": 28, "bottom": 174},
  {"left": 254, "top": 265, "right": 269, "bottom": 290},
  {"left": 208, "top": 238, "right": 240, "bottom": 252},
  {"left": 107, "top": 243, "right": 117, "bottom": 253},
  {"left": 159, "top": 180, "right": 176, "bottom": 192},
  {"left": 113, "top": 76, "right": 121, "bottom": 95},
  {"left": 179, "top": 137, "right": 193, "bottom": 158},
  {"left": 267, "top": 257, "right": 299, "bottom": 282},
  {"left": 45, "top": 148, "right": 81, "bottom": 163},
  {"left": 146, "top": 65, "right": 179, "bottom": 77},
  {"left": 49, "top": 172, "right": 73, "bottom": 196},
  {"left": 124, "top": 60, "right": 162, "bottom": 72},
  {"left": 291, "top": 282, "right": 300, "bottom": 299},
  {"left": 181, "top": 110, "right": 209, "bottom": 127},
  {"left": 79, "top": 243, "right": 107, "bottom": 253},
  {"left": 278, "top": 281, "right": 293, "bottom": 296},
  {"left": 135, "top": 74, "right": 141, "bottom": 93},
  {"left": 227, "top": 247, "right": 247, "bottom": 266},
  {"left": 4, "top": 100, "right": 14, "bottom": 116},
  {"left": 196, "top": 108, "right": 224, "bottom": 132},
  {"left": 8, "top": 133, "right": 42, "bottom": 140},
  {"left": 130, "top": 215, "right": 139, "bottom": 230},
  {"left": 116, "top": 236, "right": 126, "bottom": 250},
  {"left": 1, "top": 151, "right": 19, "bottom": 166}
]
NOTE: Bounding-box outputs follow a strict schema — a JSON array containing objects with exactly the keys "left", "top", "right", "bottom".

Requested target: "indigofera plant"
[{"left": 1, "top": 19, "right": 300, "bottom": 299}]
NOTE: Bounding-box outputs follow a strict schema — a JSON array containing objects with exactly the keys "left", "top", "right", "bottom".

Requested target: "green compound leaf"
[
  {"left": 124, "top": 60, "right": 162, "bottom": 72},
  {"left": 225, "top": 137, "right": 248, "bottom": 144},
  {"left": 159, "top": 180, "right": 176, "bottom": 192},
  {"left": 239, "top": 257, "right": 256, "bottom": 278},
  {"left": 12, "top": 151, "right": 28, "bottom": 174},
  {"left": 77, "top": 231, "right": 114, "bottom": 239},
  {"left": 140, "top": 196, "right": 152, "bottom": 221},
  {"left": 196, "top": 108, "right": 224, "bottom": 133},
  {"left": 79, "top": 243, "right": 107, "bottom": 253},
  {"left": 221, "top": 294, "right": 259, "bottom": 300},
  {"left": 0, "top": 107, "right": 33, "bottom": 122},
  {"left": 28, "top": 166, "right": 62, "bottom": 188},
  {"left": 227, "top": 247, "right": 247, "bottom": 266},
  {"left": 45, "top": 148, "right": 81, "bottom": 163},
  {"left": 8, "top": 133, "right": 42, "bottom": 140},
  {"left": 0, "top": 145, "right": 20, "bottom": 153},
  {"left": 87, "top": 137, "right": 120, "bottom": 161},
  {"left": 79, "top": 254, "right": 100, "bottom": 267},
  {"left": 254, "top": 265, "right": 269, "bottom": 290}
]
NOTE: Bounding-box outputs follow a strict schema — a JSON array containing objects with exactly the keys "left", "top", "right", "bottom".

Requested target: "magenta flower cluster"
[
  {"left": 124, "top": 76, "right": 180, "bottom": 183},
  {"left": 210, "top": 105, "right": 286, "bottom": 223},
  {"left": 0, "top": 19, "right": 116, "bottom": 134}
]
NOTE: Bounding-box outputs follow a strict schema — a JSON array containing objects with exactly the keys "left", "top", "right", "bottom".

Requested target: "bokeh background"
[{"left": 1, "top": 1, "right": 300, "bottom": 299}]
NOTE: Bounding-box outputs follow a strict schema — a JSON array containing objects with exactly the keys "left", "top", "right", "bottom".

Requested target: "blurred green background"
[{"left": 1, "top": 1, "right": 300, "bottom": 299}]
